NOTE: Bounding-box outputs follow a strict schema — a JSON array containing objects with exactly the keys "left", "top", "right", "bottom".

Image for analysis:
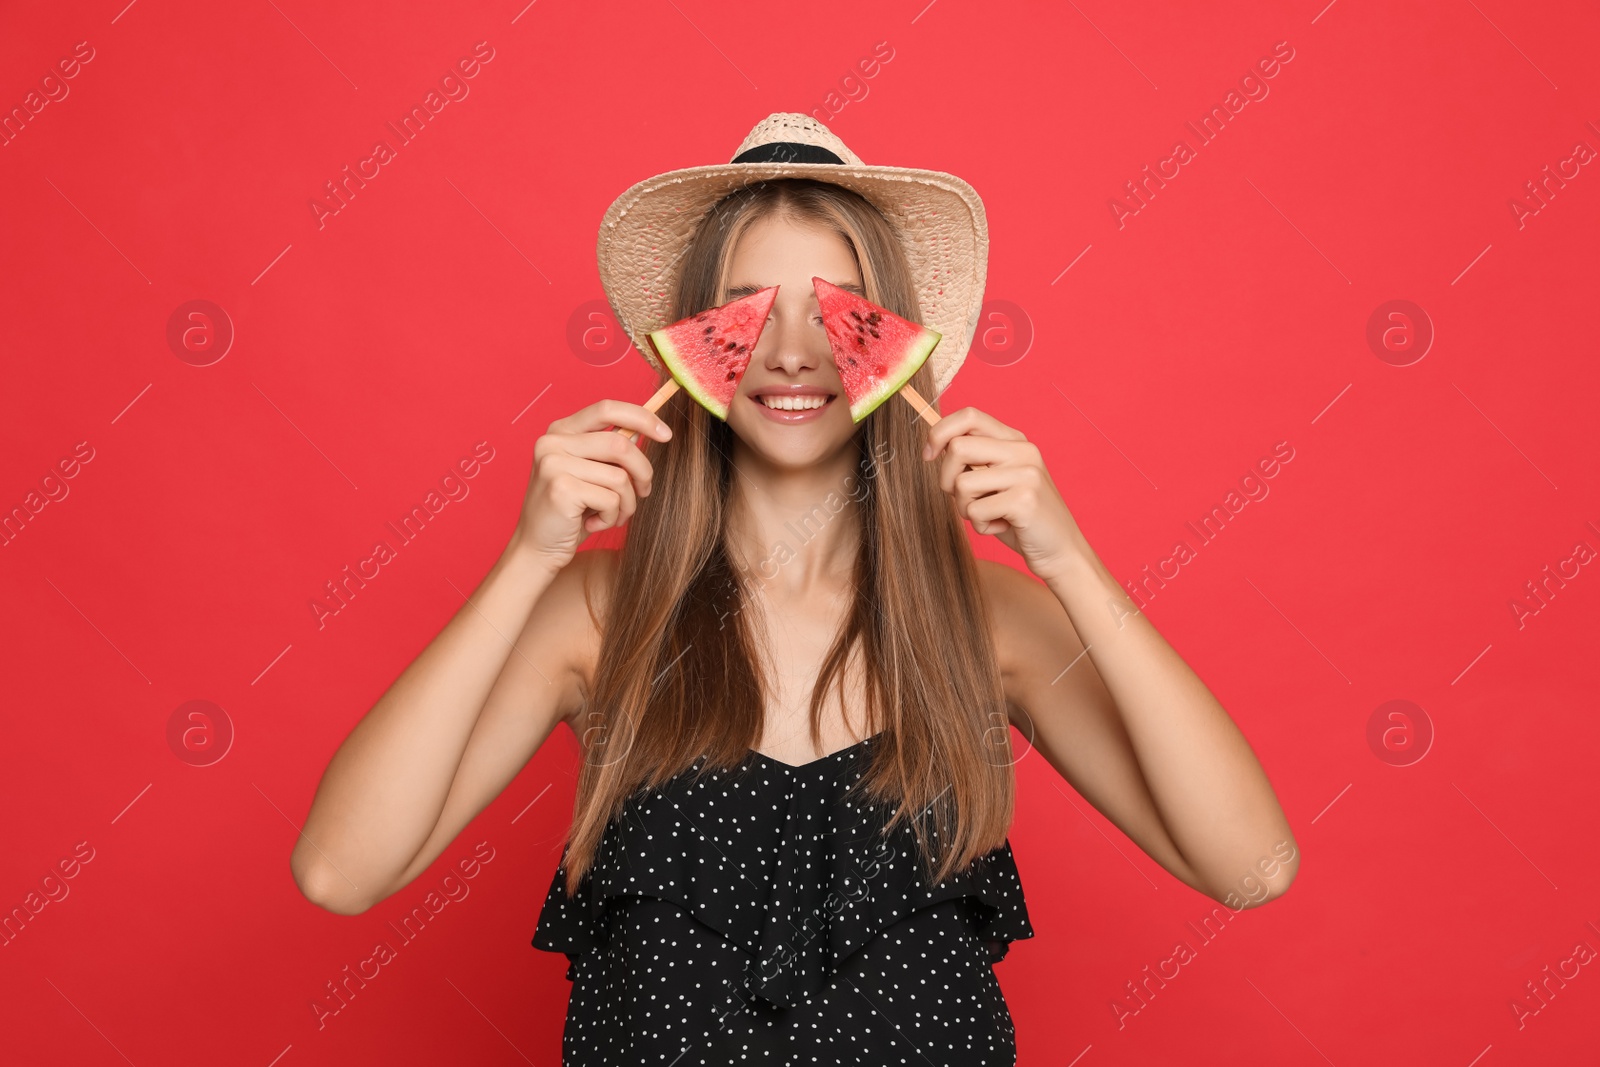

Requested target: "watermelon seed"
[
  {"left": 725, "top": 341, "right": 737, "bottom": 351},
  {"left": 850, "top": 310, "right": 862, "bottom": 321},
  {"left": 867, "top": 312, "right": 881, "bottom": 324},
  {"left": 869, "top": 328, "right": 879, "bottom": 338}
]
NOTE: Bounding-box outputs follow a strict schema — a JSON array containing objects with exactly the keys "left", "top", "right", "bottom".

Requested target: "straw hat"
[{"left": 595, "top": 112, "right": 989, "bottom": 400}]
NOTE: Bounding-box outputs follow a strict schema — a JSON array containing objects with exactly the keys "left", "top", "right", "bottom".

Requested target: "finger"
[
  {"left": 937, "top": 436, "right": 1025, "bottom": 494},
  {"left": 922, "top": 407, "right": 1026, "bottom": 459},
  {"left": 551, "top": 455, "right": 638, "bottom": 526},
  {"left": 550, "top": 474, "right": 623, "bottom": 530},
  {"left": 952, "top": 465, "right": 1015, "bottom": 510},
  {"left": 583, "top": 487, "right": 623, "bottom": 531},
  {"left": 966, "top": 486, "right": 1023, "bottom": 534},
  {"left": 553, "top": 430, "right": 657, "bottom": 497},
  {"left": 549, "top": 399, "right": 672, "bottom": 443},
  {"left": 563, "top": 457, "right": 636, "bottom": 527}
]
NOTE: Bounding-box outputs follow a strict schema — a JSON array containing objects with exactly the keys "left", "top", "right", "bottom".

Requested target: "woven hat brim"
[{"left": 595, "top": 161, "right": 989, "bottom": 401}]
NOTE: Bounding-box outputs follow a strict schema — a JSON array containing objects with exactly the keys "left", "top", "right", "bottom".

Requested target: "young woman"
[{"left": 292, "top": 114, "right": 1298, "bottom": 1065}]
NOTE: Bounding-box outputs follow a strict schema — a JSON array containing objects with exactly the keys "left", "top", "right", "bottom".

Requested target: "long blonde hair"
[{"left": 566, "top": 178, "right": 1012, "bottom": 892}]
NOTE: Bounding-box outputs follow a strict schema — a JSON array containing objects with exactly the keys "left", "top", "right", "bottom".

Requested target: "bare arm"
[
  {"left": 983, "top": 559, "right": 1298, "bottom": 908},
  {"left": 929, "top": 407, "right": 1299, "bottom": 908},
  {"left": 290, "top": 399, "right": 672, "bottom": 915}
]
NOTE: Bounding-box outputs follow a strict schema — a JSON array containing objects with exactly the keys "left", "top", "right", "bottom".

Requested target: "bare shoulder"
[
  {"left": 532, "top": 547, "right": 618, "bottom": 726},
  {"left": 973, "top": 557, "right": 1044, "bottom": 676},
  {"left": 973, "top": 556, "right": 1091, "bottom": 690}
]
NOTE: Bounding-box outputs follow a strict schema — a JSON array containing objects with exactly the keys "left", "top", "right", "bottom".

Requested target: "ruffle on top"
[{"left": 532, "top": 734, "right": 1033, "bottom": 1008}]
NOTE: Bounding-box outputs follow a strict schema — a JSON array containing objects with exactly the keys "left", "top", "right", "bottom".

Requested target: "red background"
[{"left": 3, "top": 0, "right": 1598, "bottom": 1063}]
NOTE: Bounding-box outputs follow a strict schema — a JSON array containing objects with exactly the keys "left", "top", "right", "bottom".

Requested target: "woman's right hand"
[{"left": 511, "top": 399, "right": 673, "bottom": 571}]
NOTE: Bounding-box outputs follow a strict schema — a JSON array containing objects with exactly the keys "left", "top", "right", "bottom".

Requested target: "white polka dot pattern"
[{"left": 533, "top": 735, "right": 1034, "bottom": 1064}]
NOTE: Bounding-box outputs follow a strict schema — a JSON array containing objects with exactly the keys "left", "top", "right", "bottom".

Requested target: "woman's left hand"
[{"left": 922, "top": 407, "right": 1085, "bottom": 582}]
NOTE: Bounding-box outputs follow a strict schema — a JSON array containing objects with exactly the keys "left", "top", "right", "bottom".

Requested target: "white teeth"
[{"left": 759, "top": 394, "right": 829, "bottom": 411}]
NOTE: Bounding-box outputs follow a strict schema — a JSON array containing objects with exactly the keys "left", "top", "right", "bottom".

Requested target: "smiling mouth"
[{"left": 754, "top": 394, "right": 834, "bottom": 411}]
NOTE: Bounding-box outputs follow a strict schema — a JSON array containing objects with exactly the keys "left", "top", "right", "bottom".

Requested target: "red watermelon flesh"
[
  {"left": 647, "top": 286, "right": 778, "bottom": 420},
  {"left": 813, "top": 277, "right": 941, "bottom": 422}
]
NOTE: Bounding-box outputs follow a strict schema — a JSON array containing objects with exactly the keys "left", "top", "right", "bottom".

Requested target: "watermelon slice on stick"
[
  {"left": 656, "top": 285, "right": 780, "bottom": 416},
  {"left": 609, "top": 285, "right": 779, "bottom": 441},
  {"left": 813, "top": 277, "right": 942, "bottom": 424}
]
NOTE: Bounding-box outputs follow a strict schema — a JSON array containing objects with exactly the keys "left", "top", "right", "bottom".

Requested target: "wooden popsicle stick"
[
  {"left": 613, "top": 378, "right": 680, "bottom": 443},
  {"left": 902, "top": 383, "right": 992, "bottom": 473},
  {"left": 898, "top": 383, "right": 941, "bottom": 426}
]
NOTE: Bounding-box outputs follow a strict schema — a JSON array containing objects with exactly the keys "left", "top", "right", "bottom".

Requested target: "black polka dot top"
[{"left": 533, "top": 734, "right": 1035, "bottom": 1064}]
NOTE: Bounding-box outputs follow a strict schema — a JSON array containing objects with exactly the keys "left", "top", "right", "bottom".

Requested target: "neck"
[{"left": 725, "top": 438, "right": 865, "bottom": 598}]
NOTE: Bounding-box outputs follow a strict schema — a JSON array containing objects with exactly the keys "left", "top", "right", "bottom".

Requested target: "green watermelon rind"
[
  {"left": 847, "top": 326, "right": 941, "bottom": 422},
  {"left": 649, "top": 328, "right": 730, "bottom": 420}
]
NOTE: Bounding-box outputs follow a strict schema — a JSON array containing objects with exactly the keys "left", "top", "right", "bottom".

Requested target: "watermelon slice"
[
  {"left": 647, "top": 286, "right": 778, "bottom": 420},
  {"left": 813, "top": 277, "right": 941, "bottom": 422}
]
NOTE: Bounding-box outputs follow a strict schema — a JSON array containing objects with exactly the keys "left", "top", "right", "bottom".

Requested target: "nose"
[{"left": 758, "top": 299, "right": 825, "bottom": 377}]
